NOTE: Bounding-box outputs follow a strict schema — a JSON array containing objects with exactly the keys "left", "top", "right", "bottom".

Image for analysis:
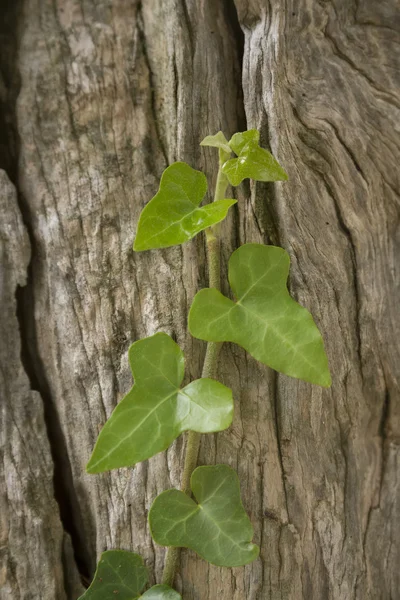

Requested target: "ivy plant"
[{"left": 83, "top": 130, "right": 331, "bottom": 598}]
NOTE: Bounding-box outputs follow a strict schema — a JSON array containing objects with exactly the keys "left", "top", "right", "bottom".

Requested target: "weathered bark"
[
  {"left": 0, "top": 171, "right": 83, "bottom": 599},
  {"left": 0, "top": 0, "right": 398, "bottom": 599}
]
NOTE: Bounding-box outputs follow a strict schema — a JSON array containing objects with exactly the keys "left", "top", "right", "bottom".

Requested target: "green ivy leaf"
[
  {"left": 134, "top": 162, "right": 236, "bottom": 251},
  {"left": 222, "top": 129, "right": 288, "bottom": 186},
  {"left": 77, "top": 550, "right": 148, "bottom": 599},
  {"left": 188, "top": 244, "right": 331, "bottom": 387},
  {"left": 200, "top": 131, "right": 232, "bottom": 164},
  {"left": 200, "top": 131, "right": 231, "bottom": 154},
  {"left": 149, "top": 465, "right": 259, "bottom": 567},
  {"left": 141, "top": 586, "right": 181, "bottom": 599},
  {"left": 228, "top": 130, "right": 260, "bottom": 155},
  {"left": 87, "top": 333, "right": 233, "bottom": 473},
  {"left": 78, "top": 551, "right": 181, "bottom": 600}
]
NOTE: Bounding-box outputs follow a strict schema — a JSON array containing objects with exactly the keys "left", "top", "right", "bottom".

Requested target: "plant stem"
[
  {"left": 161, "top": 164, "right": 229, "bottom": 587},
  {"left": 161, "top": 547, "right": 181, "bottom": 589}
]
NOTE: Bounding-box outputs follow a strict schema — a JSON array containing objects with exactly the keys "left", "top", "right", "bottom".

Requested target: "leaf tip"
[
  {"left": 86, "top": 451, "right": 107, "bottom": 474},
  {"left": 321, "top": 370, "right": 332, "bottom": 388},
  {"left": 85, "top": 459, "right": 98, "bottom": 475},
  {"left": 133, "top": 238, "right": 146, "bottom": 252},
  {"left": 248, "top": 542, "right": 260, "bottom": 561}
]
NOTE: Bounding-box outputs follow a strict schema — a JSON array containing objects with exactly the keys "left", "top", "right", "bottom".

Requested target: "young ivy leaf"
[
  {"left": 78, "top": 550, "right": 181, "bottom": 600},
  {"left": 86, "top": 333, "right": 233, "bottom": 473},
  {"left": 149, "top": 465, "right": 259, "bottom": 567},
  {"left": 228, "top": 129, "right": 260, "bottom": 154},
  {"left": 222, "top": 129, "right": 288, "bottom": 186},
  {"left": 134, "top": 162, "right": 236, "bottom": 251},
  {"left": 200, "top": 131, "right": 232, "bottom": 164},
  {"left": 188, "top": 244, "right": 331, "bottom": 387},
  {"left": 200, "top": 131, "right": 231, "bottom": 154}
]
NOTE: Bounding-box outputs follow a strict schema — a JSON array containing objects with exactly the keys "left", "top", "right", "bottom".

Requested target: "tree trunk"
[{"left": 0, "top": 1, "right": 398, "bottom": 599}]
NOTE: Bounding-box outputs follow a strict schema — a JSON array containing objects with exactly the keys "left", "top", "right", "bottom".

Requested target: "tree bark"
[{"left": 0, "top": 1, "right": 398, "bottom": 599}]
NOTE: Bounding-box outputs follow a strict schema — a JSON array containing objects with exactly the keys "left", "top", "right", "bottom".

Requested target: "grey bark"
[
  {"left": 0, "top": 171, "right": 83, "bottom": 599},
  {"left": 0, "top": 1, "right": 398, "bottom": 599}
]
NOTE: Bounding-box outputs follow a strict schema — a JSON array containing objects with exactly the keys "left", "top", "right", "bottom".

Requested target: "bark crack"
[
  {"left": 378, "top": 380, "right": 391, "bottom": 502},
  {"left": 137, "top": 1, "right": 168, "bottom": 167},
  {"left": 16, "top": 277, "right": 92, "bottom": 585},
  {"left": 0, "top": 0, "right": 91, "bottom": 588},
  {"left": 274, "top": 376, "right": 290, "bottom": 525}
]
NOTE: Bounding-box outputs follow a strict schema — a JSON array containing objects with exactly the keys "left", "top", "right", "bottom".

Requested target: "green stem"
[{"left": 161, "top": 164, "right": 228, "bottom": 588}]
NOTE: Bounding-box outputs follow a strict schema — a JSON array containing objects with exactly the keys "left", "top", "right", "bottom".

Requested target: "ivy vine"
[{"left": 81, "top": 130, "right": 331, "bottom": 598}]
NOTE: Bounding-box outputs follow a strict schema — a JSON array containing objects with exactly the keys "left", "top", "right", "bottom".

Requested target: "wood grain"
[
  {"left": 236, "top": 1, "right": 400, "bottom": 597},
  {"left": 0, "top": 0, "right": 398, "bottom": 598}
]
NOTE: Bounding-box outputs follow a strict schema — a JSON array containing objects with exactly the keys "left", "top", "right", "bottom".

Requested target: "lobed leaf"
[
  {"left": 149, "top": 465, "right": 259, "bottom": 567},
  {"left": 222, "top": 129, "right": 288, "bottom": 186},
  {"left": 87, "top": 333, "right": 233, "bottom": 473},
  {"left": 188, "top": 244, "right": 331, "bottom": 387},
  {"left": 78, "top": 551, "right": 181, "bottom": 600},
  {"left": 134, "top": 162, "right": 236, "bottom": 251}
]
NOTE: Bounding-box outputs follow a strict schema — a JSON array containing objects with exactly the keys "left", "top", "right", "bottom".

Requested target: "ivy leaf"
[
  {"left": 77, "top": 550, "right": 148, "bottom": 599},
  {"left": 222, "top": 129, "right": 288, "bottom": 186},
  {"left": 222, "top": 144, "right": 288, "bottom": 186},
  {"left": 200, "top": 131, "right": 231, "bottom": 154},
  {"left": 200, "top": 131, "right": 232, "bottom": 164},
  {"left": 87, "top": 333, "right": 233, "bottom": 473},
  {"left": 141, "top": 586, "right": 182, "bottom": 599},
  {"left": 200, "top": 131, "right": 232, "bottom": 165},
  {"left": 149, "top": 465, "right": 259, "bottom": 567},
  {"left": 78, "top": 551, "right": 181, "bottom": 600},
  {"left": 134, "top": 162, "right": 236, "bottom": 251},
  {"left": 228, "top": 129, "right": 260, "bottom": 155},
  {"left": 188, "top": 244, "right": 331, "bottom": 387}
]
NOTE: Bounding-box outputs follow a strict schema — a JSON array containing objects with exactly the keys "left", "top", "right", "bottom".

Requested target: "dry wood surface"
[{"left": 0, "top": 1, "right": 398, "bottom": 598}]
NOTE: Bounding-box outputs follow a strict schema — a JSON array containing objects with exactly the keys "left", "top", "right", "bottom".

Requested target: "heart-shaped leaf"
[
  {"left": 188, "top": 244, "right": 331, "bottom": 387},
  {"left": 77, "top": 550, "right": 148, "bottom": 599},
  {"left": 222, "top": 129, "right": 288, "bottom": 186},
  {"left": 78, "top": 551, "right": 181, "bottom": 600},
  {"left": 134, "top": 162, "right": 236, "bottom": 251},
  {"left": 149, "top": 464, "right": 259, "bottom": 567},
  {"left": 87, "top": 333, "right": 233, "bottom": 473}
]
